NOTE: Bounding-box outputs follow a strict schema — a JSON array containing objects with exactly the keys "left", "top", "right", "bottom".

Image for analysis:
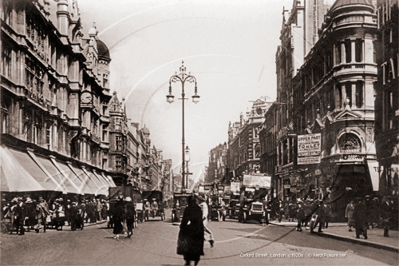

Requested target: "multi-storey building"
[
  {"left": 375, "top": 0, "right": 398, "bottom": 197},
  {"left": 228, "top": 99, "right": 270, "bottom": 181},
  {"left": 290, "top": 0, "right": 378, "bottom": 219},
  {"left": 259, "top": 103, "right": 278, "bottom": 197},
  {"left": 273, "top": 0, "right": 334, "bottom": 202},
  {"left": 108, "top": 92, "right": 129, "bottom": 186},
  {"left": 206, "top": 143, "right": 228, "bottom": 184},
  {"left": 1, "top": 0, "right": 116, "bottom": 196}
]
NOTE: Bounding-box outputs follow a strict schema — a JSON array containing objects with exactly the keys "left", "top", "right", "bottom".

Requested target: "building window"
[
  {"left": 344, "top": 40, "right": 351, "bottom": 63},
  {"left": 102, "top": 125, "right": 107, "bottom": 142},
  {"left": 116, "top": 156, "right": 122, "bottom": 171},
  {"left": 4, "top": 1, "right": 12, "bottom": 25},
  {"left": 46, "top": 123, "right": 52, "bottom": 148},
  {"left": 335, "top": 43, "right": 341, "bottom": 65},
  {"left": 25, "top": 56, "right": 44, "bottom": 95},
  {"left": 116, "top": 135, "right": 122, "bottom": 151},
  {"left": 345, "top": 83, "right": 352, "bottom": 108},
  {"left": 2, "top": 45, "right": 12, "bottom": 79},
  {"left": 356, "top": 81, "right": 363, "bottom": 108},
  {"left": 355, "top": 39, "right": 363, "bottom": 62},
  {"left": 339, "top": 133, "right": 361, "bottom": 153}
]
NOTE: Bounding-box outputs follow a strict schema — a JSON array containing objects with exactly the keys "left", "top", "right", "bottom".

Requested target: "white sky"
[{"left": 77, "top": 0, "right": 294, "bottom": 180}]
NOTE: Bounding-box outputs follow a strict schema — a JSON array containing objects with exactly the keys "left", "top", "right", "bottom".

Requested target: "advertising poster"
[{"left": 297, "top": 133, "right": 321, "bottom": 165}]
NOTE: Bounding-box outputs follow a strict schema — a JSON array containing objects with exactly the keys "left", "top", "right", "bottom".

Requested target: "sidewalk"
[
  {"left": 269, "top": 220, "right": 399, "bottom": 253},
  {"left": 63, "top": 219, "right": 108, "bottom": 230}
]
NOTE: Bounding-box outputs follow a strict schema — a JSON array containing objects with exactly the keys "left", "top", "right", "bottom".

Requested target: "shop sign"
[
  {"left": 243, "top": 174, "right": 271, "bottom": 188},
  {"left": 298, "top": 157, "right": 320, "bottom": 165},
  {"left": 339, "top": 154, "right": 364, "bottom": 162},
  {"left": 297, "top": 133, "right": 321, "bottom": 156},
  {"left": 290, "top": 187, "right": 297, "bottom": 193},
  {"left": 199, "top": 186, "right": 204, "bottom": 193},
  {"left": 284, "top": 184, "right": 291, "bottom": 189},
  {"left": 297, "top": 133, "right": 321, "bottom": 165}
]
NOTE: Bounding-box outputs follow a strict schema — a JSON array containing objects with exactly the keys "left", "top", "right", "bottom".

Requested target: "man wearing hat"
[
  {"left": 35, "top": 196, "right": 49, "bottom": 233},
  {"left": 144, "top": 199, "right": 150, "bottom": 221},
  {"left": 353, "top": 197, "right": 368, "bottom": 239},
  {"left": 124, "top": 197, "right": 135, "bottom": 238},
  {"left": 14, "top": 197, "right": 26, "bottom": 235},
  {"left": 151, "top": 198, "right": 158, "bottom": 218},
  {"left": 24, "top": 197, "right": 36, "bottom": 232}
]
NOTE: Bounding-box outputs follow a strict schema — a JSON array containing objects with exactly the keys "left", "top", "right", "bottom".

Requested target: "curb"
[
  {"left": 313, "top": 231, "right": 399, "bottom": 253},
  {"left": 63, "top": 220, "right": 107, "bottom": 229},
  {"left": 269, "top": 221, "right": 399, "bottom": 253}
]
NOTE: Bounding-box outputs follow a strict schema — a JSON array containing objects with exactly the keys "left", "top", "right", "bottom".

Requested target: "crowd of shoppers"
[
  {"left": 1, "top": 196, "right": 110, "bottom": 235},
  {"left": 345, "top": 195, "right": 397, "bottom": 238}
]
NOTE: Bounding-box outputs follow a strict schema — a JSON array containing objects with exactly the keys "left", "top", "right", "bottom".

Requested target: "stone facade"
[
  {"left": 228, "top": 99, "right": 271, "bottom": 181},
  {"left": 1, "top": 0, "right": 115, "bottom": 195},
  {"left": 206, "top": 143, "right": 228, "bottom": 184},
  {"left": 375, "top": 0, "right": 399, "bottom": 196}
]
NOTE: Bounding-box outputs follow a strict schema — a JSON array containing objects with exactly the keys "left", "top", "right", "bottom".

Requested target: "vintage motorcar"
[
  {"left": 142, "top": 190, "right": 165, "bottom": 221},
  {"left": 239, "top": 199, "right": 265, "bottom": 224},
  {"left": 229, "top": 199, "right": 240, "bottom": 219},
  {"left": 171, "top": 192, "right": 190, "bottom": 223}
]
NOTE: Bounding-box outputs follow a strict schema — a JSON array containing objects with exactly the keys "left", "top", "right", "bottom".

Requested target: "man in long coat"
[{"left": 353, "top": 197, "right": 368, "bottom": 239}]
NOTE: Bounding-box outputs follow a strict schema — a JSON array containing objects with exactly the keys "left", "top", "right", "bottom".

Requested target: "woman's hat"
[
  {"left": 125, "top": 197, "right": 132, "bottom": 202},
  {"left": 25, "top": 197, "right": 33, "bottom": 203}
]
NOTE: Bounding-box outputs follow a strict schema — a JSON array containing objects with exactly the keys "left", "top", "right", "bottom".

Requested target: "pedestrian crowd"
[
  {"left": 1, "top": 196, "right": 110, "bottom": 235},
  {"left": 267, "top": 194, "right": 397, "bottom": 240},
  {"left": 345, "top": 195, "right": 397, "bottom": 238}
]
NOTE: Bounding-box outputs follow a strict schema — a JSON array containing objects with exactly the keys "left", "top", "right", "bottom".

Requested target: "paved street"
[{"left": 1, "top": 210, "right": 398, "bottom": 266}]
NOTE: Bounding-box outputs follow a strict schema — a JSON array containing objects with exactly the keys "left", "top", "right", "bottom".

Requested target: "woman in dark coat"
[
  {"left": 113, "top": 198, "right": 125, "bottom": 239},
  {"left": 178, "top": 195, "right": 204, "bottom": 266}
]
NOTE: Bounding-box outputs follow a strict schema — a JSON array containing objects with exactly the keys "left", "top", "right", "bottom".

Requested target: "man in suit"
[{"left": 14, "top": 198, "right": 26, "bottom": 235}]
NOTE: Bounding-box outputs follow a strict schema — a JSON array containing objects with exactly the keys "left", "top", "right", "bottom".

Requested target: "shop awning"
[
  {"left": 367, "top": 160, "right": 379, "bottom": 191},
  {"left": 92, "top": 170, "right": 110, "bottom": 189},
  {"left": 51, "top": 159, "right": 87, "bottom": 195},
  {"left": 103, "top": 173, "right": 116, "bottom": 187},
  {"left": 7, "top": 147, "right": 61, "bottom": 192},
  {"left": 0, "top": 145, "right": 44, "bottom": 192},
  {"left": 70, "top": 166, "right": 98, "bottom": 195},
  {"left": 82, "top": 168, "right": 107, "bottom": 196},
  {"left": 27, "top": 152, "right": 69, "bottom": 194}
]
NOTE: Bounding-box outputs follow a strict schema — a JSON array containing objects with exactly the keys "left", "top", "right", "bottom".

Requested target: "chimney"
[{"left": 57, "top": 0, "right": 69, "bottom": 36}]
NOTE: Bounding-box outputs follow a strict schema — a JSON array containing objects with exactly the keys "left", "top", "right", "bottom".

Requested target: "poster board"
[{"left": 242, "top": 174, "right": 271, "bottom": 188}]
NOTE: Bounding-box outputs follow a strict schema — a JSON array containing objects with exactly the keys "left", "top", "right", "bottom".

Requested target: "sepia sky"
[{"left": 77, "top": 0, "right": 294, "bottom": 182}]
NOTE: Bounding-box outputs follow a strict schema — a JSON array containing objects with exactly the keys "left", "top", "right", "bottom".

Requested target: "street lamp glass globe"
[
  {"left": 185, "top": 146, "right": 190, "bottom": 162},
  {"left": 192, "top": 94, "right": 200, "bottom": 104},
  {"left": 166, "top": 94, "right": 174, "bottom": 103}
]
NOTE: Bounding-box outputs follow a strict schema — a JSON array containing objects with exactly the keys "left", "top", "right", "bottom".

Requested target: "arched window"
[{"left": 339, "top": 133, "right": 361, "bottom": 153}]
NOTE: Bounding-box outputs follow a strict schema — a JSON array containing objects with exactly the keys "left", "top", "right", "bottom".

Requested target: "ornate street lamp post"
[{"left": 166, "top": 61, "right": 199, "bottom": 190}]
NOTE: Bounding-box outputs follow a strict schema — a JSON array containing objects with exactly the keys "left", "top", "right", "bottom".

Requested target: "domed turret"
[
  {"left": 141, "top": 125, "right": 150, "bottom": 136},
  {"left": 97, "top": 39, "right": 111, "bottom": 62},
  {"left": 330, "top": 0, "right": 374, "bottom": 16}
]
